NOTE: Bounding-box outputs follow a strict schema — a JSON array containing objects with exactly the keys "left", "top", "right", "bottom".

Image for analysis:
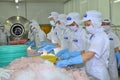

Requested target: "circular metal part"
[
  {"left": 10, "top": 23, "right": 25, "bottom": 36},
  {"left": 5, "top": 16, "right": 29, "bottom": 40}
]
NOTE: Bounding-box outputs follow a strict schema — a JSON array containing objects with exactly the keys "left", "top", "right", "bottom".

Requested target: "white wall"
[
  {"left": 0, "top": 2, "right": 64, "bottom": 24},
  {"left": 27, "top": 2, "right": 64, "bottom": 24},
  {"left": 64, "top": 0, "right": 120, "bottom": 25},
  {"left": 110, "top": 0, "right": 120, "bottom": 25}
]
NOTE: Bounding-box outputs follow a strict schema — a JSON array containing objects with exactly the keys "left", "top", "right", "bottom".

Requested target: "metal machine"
[{"left": 5, "top": 16, "right": 29, "bottom": 41}]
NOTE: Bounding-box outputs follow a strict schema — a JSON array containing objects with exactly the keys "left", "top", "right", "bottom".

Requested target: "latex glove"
[
  {"left": 40, "top": 41, "right": 55, "bottom": 47},
  {"left": 41, "top": 45, "right": 55, "bottom": 53},
  {"left": 60, "top": 51, "right": 80, "bottom": 60},
  {"left": 0, "top": 68, "right": 12, "bottom": 80},
  {"left": 25, "top": 40, "right": 35, "bottom": 47},
  {"left": 56, "top": 49, "right": 68, "bottom": 57},
  {"left": 115, "top": 52, "right": 120, "bottom": 67},
  {"left": 56, "top": 55, "right": 83, "bottom": 68}
]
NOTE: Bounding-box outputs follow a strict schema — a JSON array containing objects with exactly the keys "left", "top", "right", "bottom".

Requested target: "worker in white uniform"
[
  {"left": 66, "top": 12, "right": 87, "bottom": 52},
  {"left": 40, "top": 13, "right": 70, "bottom": 54},
  {"left": 28, "top": 20, "right": 47, "bottom": 48},
  {"left": 54, "top": 14, "right": 71, "bottom": 51},
  {"left": 40, "top": 14, "right": 71, "bottom": 54},
  {"left": 56, "top": 10, "right": 110, "bottom": 80},
  {"left": 57, "top": 12, "right": 87, "bottom": 61},
  {"left": 55, "top": 14, "right": 67, "bottom": 44},
  {"left": 26, "top": 21, "right": 36, "bottom": 47},
  {"left": 47, "top": 12, "right": 59, "bottom": 43},
  {"left": 102, "top": 19, "right": 120, "bottom": 80},
  {"left": 0, "top": 23, "right": 10, "bottom": 45},
  {"left": 28, "top": 20, "right": 35, "bottom": 42}
]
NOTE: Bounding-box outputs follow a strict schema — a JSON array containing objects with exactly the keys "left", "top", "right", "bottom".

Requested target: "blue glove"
[
  {"left": 25, "top": 40, "right": 35, "bottom": 47},
  {"left": 56, "top": 55, "right": 83, "bottom": 68},
  {"left": 115, "top": 52, "right": 120, "bottom": 67},
  {"left": 39, "top": 41, "right": 48, "bottom": 47},
  {"left": 40, "top": 41, "right": 55, "bottom": 47},
  {"left": 38, "top": 45, "right": 54, "bottom": 53},
  {"left": 56, "top": 49, "right": 68, "bottom": 57},
  {"left": 60, "top": 51, "right": 80, "bottom": 60}
]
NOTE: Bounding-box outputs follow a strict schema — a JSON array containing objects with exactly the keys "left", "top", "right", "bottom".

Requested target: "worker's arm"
[
  {"left": 56, "top": 51, "right": 95, "bottom": 68},
  {"left": 82, "top": 51, "right": 95, "bottom": 62},
  {"left": 114, "top": 47, "right": 119, "bottom": 52},
  {"left": 55, "top": 43, "right": 61, "bottom": 48}
]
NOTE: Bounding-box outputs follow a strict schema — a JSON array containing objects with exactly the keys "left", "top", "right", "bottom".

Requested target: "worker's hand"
[
  {"left": 40, "top": 41, "right": 55, "bottom": 47},
  {"left": 56, "top": 49, "right": 68, "bottom": 57},
  {"left": 0, "top": 68, "right": 12, "bottom": 80},
  {"left": 60, "top": 51, "right": 80, "bottom": 60},
  {"left": 25, "top": 40, "right": 35, "bottom": 47},
  {"left": 115, "top": 52, "right": 120, "bottom": 67},
  {"left": 42, "top": 45, "right": 55, "bottom": 53},
  {"left": 56, "top": 55, "right": 83, "bottom": 68}
]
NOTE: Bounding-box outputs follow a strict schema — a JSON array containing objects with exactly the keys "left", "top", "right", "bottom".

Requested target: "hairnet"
[
  {"left": 48, "top": 12, "right": 59, "bottom": 22},
  {"left": 57, "top": 14, "right": 66, "bottom": 24},
  {"left": 82, "top": 10, "right": 102, "bottom": 22},
  {"left": 66, "top": 12, "right": 81, "bottom": 25},
  {"left": 29, "top": 20, "right": 41, "bottom": 31},
  {"left": 103, "top": 19, "right": 111, "bottom": 23},
  {"left": 82, "top": 10, "right": 102, "bottom": 28}
]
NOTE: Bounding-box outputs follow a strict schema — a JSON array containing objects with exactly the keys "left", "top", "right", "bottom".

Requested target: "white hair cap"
[
  {"left": 82, "top": 10, "right": 102, "bottom": 22},
  {"left": 66, "top": 12, "right": 81, "bottom": 25},
  {"left": 103, "top": 19, "right": 111, "bottom": 23},
  {"left": 57, "top": 14, "right": 66, "bottom": 23},
  {"left": 82, "top": 10, "right": 102, "bottom": 28},
  {"left": 48, "top": 12, "right": 59, "bottom": 22},
  {"left": 29, "top": 19, "right": 40, "bottom": 30}
]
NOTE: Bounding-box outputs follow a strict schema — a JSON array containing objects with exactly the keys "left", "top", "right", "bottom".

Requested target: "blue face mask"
[{"left": 50, "top": 21, "right": 55, "bottom": 26}]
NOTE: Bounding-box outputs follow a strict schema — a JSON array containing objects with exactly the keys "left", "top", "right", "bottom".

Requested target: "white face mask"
[
  {"left": 50, "top": 21, "right": 55, "bottom": 26},
  {"left": 103, "top": 26, "right": 111, "bottom": 32},
  {"left": 70, "top": 26, "right": 78, "bottom": 32},
  {"left": 86, "top": 25, "right": 95, "bottom": 34}
]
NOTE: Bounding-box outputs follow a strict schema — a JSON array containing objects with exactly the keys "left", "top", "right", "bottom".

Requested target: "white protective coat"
[
  {"left": 107, "top": 31, "right": 120, "bottom": 80},
  {"left": 47, "top": 27, "right": 61, "bottom": 54},
  {"left": 29, "top": 20, "right": 47, "bottom": 48},
  {"left": 47, "top": 14, "right": 67, "bottom": 54},
  {"left": 59, "top": 27, "right": 71, "bottom": 50},
  {"left": 68, "top": 27, "right": 87, "bottom": 52},
  {"left": 0, "top": 29, "right": 10, "bottom": 45},
  {"left": 85, "top": 28, "right": 110, "bottom": 80},
  {"left": 28, "top": 26, "right": 34, "bottom": 41}
]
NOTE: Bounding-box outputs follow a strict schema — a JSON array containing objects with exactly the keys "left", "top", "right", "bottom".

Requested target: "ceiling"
[{"left": 0, "top": 0, "right": 70, "bottom": 3}]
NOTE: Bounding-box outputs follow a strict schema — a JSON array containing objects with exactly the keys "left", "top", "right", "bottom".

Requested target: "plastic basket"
[
  {"left": 32, "top": 54, "right": 57, "bottom": 64},
  {"left": 0, "top": 45, "right": 27, "bottom": 67}
]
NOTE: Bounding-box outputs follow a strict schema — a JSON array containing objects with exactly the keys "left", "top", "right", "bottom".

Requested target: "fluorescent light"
[
  {"left": 17, "top": 16, "right": 20, "bottom": 20},
  {"left": 114, "top": 0, "right": 120, "bottom": 3},
  {"left": 15, "top": 0, "right": 19, "bottom": 3},
  {"left": 6, "top": 20, "right": 10, "bottom": 23}
]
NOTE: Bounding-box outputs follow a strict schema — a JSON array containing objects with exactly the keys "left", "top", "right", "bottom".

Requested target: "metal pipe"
[
  {"left": 109, "top": 0, "right": 112, "bottom": 22},
  {"left": 25, "top": 0, "right": 27, "bottom": 19}
]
